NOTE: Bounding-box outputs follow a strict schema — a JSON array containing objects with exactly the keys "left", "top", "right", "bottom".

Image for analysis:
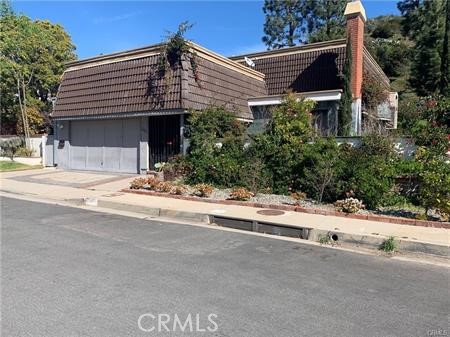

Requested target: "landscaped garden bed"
[
  {"left": 128, "top": 94, "right": 449, "bottom": 227},
  {"left": 124, "top": 176, "right": 449, "bottom": 228}
]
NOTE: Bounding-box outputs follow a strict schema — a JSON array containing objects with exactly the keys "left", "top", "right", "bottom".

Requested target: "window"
[{"left": 247, "top": 105, "right": 273, "bottom": 135}]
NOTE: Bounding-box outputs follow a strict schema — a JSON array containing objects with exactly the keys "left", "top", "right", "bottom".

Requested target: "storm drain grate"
[{"left": 212, "top": 216, "right": 311, "bottom": 240}]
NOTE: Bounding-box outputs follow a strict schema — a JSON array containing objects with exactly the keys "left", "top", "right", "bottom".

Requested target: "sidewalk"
[{"left": 1, "top": 169, "right": 449, "bottom": 257}]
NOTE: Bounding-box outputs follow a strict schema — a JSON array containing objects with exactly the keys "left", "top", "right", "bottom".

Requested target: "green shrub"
[
  {"left": 249, "top": 93, "right": 316, "bottom": 194},
  {"left": 162, "top": 155, "right": 191, "bottom": 181},
  {"left": 381, "top": 236, "right": 397, "bottom": 252},
  {"left": 416, "top": 149, "right": 450, "bottom": 218},
  {"left": 341, "top": 133, "right": 398, "bottom": 209},
  {"left": 299, "top": 138, "right": 344, "bottom": 203},
  {"left": 0, "top": 138, "right": 25, "bottom": 160},
  {"left": 237, "top": 157, "right": 272, "bottom": 193},
  {"left": 16, "top": 147, "right": 33, "bottom": 157},
  {"left": 318, "top": 234, "right": 331, "bottom": 244},
  {"left": 410, "top": 97, "right": 449, "bottom": 157},
  {"left": 185, "top": 106, "right": 249, "bottom": 188}
]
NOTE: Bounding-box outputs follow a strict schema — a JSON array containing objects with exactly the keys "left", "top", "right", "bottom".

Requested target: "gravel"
[{"left": 137, "top": 182, "right": 446, "bottom": 222}]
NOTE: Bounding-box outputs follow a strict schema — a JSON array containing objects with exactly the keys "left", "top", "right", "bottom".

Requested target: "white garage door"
[{"left": 70, "top": 119, "right": 140, "bottom": 173}]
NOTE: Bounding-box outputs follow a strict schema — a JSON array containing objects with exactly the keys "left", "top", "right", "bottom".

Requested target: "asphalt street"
[{"left": 1, "top": 197, "right": 449, "bottom": 337}]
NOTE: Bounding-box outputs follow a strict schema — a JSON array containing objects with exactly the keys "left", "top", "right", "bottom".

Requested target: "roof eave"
[
  {"left": 229, "top": 39, "right": 347, "bottom": 60},
  {"left": 65, "top": 43, "right": 165, "bottom": 68}
]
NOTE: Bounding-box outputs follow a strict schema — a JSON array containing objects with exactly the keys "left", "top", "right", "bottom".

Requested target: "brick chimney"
[{"left": 344, "top": 0, "right": 366, "bottom": 135}]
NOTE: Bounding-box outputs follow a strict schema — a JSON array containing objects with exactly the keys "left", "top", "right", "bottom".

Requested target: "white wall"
[
  {"left": 0, "top": 135, "right": 44, "bottom": 157},
  {"left": 335, "top": 136, "right": 416, "bottom": 158}
]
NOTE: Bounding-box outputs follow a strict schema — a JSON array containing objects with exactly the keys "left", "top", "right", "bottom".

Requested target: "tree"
[
  {"left": 440, "top": 0, "right": 449, "bottom": 96},
  {"left": 397, "top": 0, "right": 422, "bottom": 36},
  {"left": 365, "top": 15, "right": 413, "bottom": 83},
  {"left": 409, "top": 0, "right": 447, "bottom": 96},
  {"left": 305, "top": 0, "right": 346, "bottom": 43},
  {"left": 262, "top": 0, "right": 307, "bottom": 49},
  {"left": 0, "top": 2, "right": 76, "bottom": 135},
  {"left": 0, "top": 0, "right": 12, "bottom": 16},
  {"left": 261, "top": 0, "right": 347, "bottom": 48},
  {"left": 338, "top": 38, "right": 352, "bottom": 136}
]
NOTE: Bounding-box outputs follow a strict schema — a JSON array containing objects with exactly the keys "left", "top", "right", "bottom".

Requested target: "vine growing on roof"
[{"left": 147, "top": 21, "right": 200, "bottom": 105}]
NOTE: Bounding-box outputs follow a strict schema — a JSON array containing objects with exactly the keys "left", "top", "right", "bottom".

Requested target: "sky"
[{"left": 12, "top": 1, "right": 400, "bottom": 60}]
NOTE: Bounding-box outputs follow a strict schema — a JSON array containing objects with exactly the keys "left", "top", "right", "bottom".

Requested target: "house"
[
  {"left": 51, "top": 43, "right": 267, "bottom": 173},
  {"left": 230, "top": 0, "right": 396, "bottom": 135},
  {"left": 51, "top": 0, "right": 395, "bottom": 174}
]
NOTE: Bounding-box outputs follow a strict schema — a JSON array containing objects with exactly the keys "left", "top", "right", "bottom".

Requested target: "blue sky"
[{"left": 12, "top": 1, "right": 400, "bottom": 60}]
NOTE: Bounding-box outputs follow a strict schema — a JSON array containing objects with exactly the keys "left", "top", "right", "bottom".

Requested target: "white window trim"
[{"left": 248, "top": 90, "right": 342, "bottom": 107}]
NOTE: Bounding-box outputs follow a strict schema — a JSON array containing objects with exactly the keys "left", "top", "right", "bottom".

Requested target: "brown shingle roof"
[
  {"left": 230, "top": 40, "right": 347, "bottom": 95},
  {"left": 54, "top": 54, "right": 182, "bottom": 118},
  {"left": 184, "top": 55, "right": 267, "bottom": 119},
  {"left": 52, "top": 42, "right": 266, "bottom": 120},
  {"left": 230, "top": 39, "right": 390, "bottom": 95}
]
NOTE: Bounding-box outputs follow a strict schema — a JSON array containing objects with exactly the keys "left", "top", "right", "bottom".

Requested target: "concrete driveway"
[{"left": 2, "top": 168, "right": 137, "bottom": 190}]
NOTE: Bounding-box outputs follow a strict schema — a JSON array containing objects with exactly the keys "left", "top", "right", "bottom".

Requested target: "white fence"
[
  {"left": 0, "top": 135, "right": 45, "bottom": 158},
  {"left": 335, "top": 137, "right": 416, "bottom": 158}
]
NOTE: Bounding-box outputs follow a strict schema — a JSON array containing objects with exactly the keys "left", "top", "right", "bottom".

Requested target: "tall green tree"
[
  {"left": 365, "top": 15, "right": 413, "bottom": 94},
  {"left": 397, "top": 0, "right": 422, "bottom": 36},
  {"left": 262, "top": 0, "right": 307, "bottom": 48},
  {"left": 261, "top": 0, "right": 347, "bottom": 48},
  {"left": 409, "top": 0, "right": 447, "bottom": 96},
  {"left": 440, "top": 0, "right": 449, "bottom": 96},
  {"left": 305, "top": 0, "right": 346, "bottom": 43},
  {"left": 0, "top": 0, "right": 76, "bottom": 135},
  {"left": 338, "top": 38, "right": 353, "bottom": 136}
]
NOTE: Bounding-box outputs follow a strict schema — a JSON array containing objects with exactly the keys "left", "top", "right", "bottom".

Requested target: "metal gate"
[{"left": 148, "top": 115, "right": 180, "bottom": 169}]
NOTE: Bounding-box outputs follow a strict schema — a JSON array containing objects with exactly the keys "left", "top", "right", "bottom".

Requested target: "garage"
[
  {"left": 51, "top": 41, "right": 267, "bottom": 175},
  {"left": 66, "top": 118, "right": 140, "bottom": 173}
]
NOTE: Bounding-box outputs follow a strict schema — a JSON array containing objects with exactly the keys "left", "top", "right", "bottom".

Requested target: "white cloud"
[{"left": 92, "top": 11, "right": 141, "bottom": 25}]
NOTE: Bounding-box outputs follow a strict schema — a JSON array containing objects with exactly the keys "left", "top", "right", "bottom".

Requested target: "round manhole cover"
[{"left": 257, "top": 209, "right": 285, "bottom": 216}]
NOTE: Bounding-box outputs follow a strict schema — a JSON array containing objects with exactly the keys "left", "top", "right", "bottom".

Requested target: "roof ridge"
[
  {"left": 66, "top": 43, "right": 165, "bottom": 68},
  {"left": 65, "top": 41, "right": 265, "bottom": 81},
  {"left": 229, "top": 39, "right": 346, "bottom": 59}
]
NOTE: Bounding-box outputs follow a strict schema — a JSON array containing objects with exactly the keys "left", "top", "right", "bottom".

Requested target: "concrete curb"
[
  {"left": 67, "top": 198, "right": 210, "bottom": 223},
  {"left": 69, "top": 196, "right": 449, "bottom": 258},
  {"left": 309, "top": 229, "right": 449, "bottom": 257}
]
